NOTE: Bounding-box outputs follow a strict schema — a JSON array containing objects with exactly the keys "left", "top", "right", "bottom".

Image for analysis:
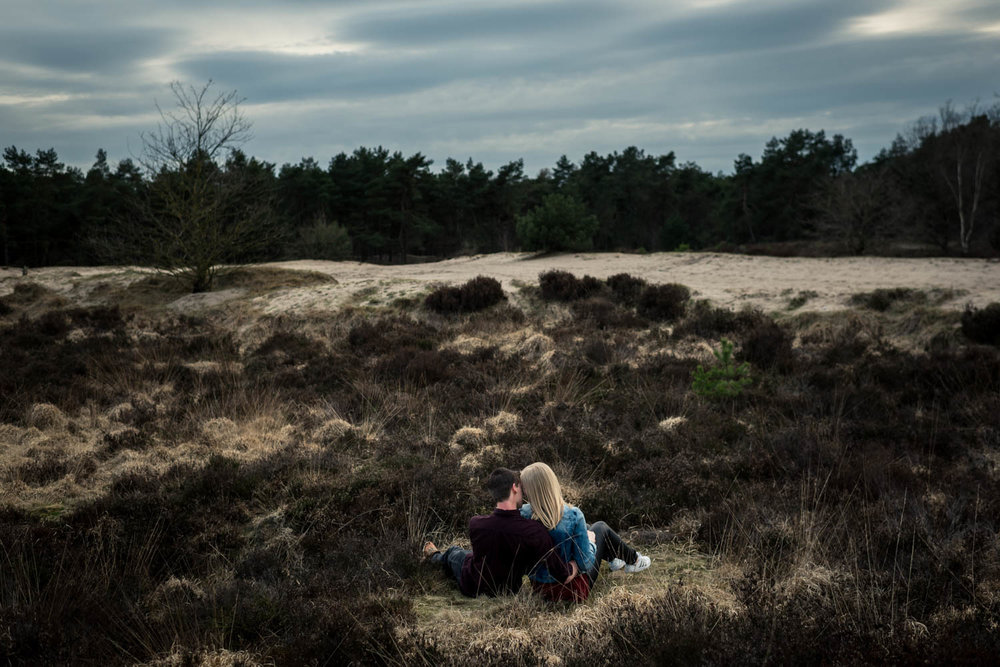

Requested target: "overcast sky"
[{"left": 2, "top": 0, "right": 998, "bottom": 176}]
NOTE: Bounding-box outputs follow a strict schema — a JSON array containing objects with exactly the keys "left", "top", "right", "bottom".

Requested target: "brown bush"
[
  {"left": 571, "top": 297, "right": 645, "bottom": 329},
  {"left": 425, "top": 275, "right": 506, "bottom": 314},
  {"left": 606, "top": 272, "right": 647, "bottom": 306},
  {"left": 739, "top": 319, "right": 793, "bottom": 369},
  {"left": 637, "top": 283, "right": 690, "bottom": 321},
  {"left": 961, "top": 302, "right": 1000, "bottom": 346},
  {"left": 539, "top": 270, "right": 585, "bottom": 301}
]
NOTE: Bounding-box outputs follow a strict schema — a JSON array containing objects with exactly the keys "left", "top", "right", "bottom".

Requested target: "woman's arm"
[{"left": 568, "top": 507, "right": 596, "bottom": 571}]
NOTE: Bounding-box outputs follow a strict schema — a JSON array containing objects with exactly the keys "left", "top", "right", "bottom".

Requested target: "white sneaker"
[
  {"left": 624, "top": 553, "right": 651, "bottom": 573},
  {"left": 608, "top": 558, "right": 626, "bottom": 571}
]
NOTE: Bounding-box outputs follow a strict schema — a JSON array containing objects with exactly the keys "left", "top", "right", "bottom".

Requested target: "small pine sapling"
[{"left": 691, "top": 339, "right": 752, "bottom": 398}]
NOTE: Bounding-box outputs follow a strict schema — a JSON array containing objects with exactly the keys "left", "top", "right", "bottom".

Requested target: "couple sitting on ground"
[{"left": 424, "top": 463, "right": 650, "bottom": 602}]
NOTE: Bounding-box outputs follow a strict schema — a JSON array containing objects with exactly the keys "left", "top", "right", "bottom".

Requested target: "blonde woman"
[{"left": 519, "top": 462, "right": 650, "bottom": 602}]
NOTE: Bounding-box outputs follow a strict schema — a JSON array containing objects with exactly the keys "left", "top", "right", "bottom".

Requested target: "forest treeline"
[{"left": 2, "top": 100, "right": 999, "bottom": 268}]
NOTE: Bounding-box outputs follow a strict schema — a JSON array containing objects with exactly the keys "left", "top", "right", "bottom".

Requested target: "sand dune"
[{"left": 3, "top": 252, "right": 998, "bottom": 315}]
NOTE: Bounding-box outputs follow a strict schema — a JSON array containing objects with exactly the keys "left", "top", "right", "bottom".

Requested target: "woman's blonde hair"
[{"left": 520, "top": 462, "right": 565, "bottom": 530}]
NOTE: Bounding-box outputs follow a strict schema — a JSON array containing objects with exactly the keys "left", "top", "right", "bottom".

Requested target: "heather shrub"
[
  {"left": 673, "top": 300, "right": 739, "bottom": 338},
  {"left": 346, "top": 316, "right": 438, "bottom": 355},
  {"left": 961, "top": 302, "right": 1000, "bottom": 346},
  {"left": 376, "top": 347, "right": 457, "bottom": 386},
  {"left": 539, "top": 270, "right": 581, "bottom": 301},
  {"left": 606, "top": 272, "right": 647, "bottom": 306},
  {"left": 849, "top": 287, "right": 924, "bottom": 311},
  {"left": 425, "top": 275, "right": 505, "bottom": 314},
  {"left": 739, "top": 319, "right": 792, "bottom": 369},
  {"left": 637, "top": 283, "right": 690, "bottom": 321},
  {"left": 579, "top": 274, "right": 605, "bottom": 297},
  {"left": 571, "top": 297, "right": 644, "bottom": 329},
  {"left": 7, "top": 281, "right": 52, "bottom": 304},
  {"left": 424, "top": 285, "right": 463, "bottom": 313}
]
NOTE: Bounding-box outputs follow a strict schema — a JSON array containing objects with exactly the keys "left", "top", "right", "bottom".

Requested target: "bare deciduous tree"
[
  {"left": 126, "top": 80, "right": 276, "bottom": 292},
  {"left": 937, "top": 100, "right": 998, "bottom": 255},
  {"left": 814, "top": 167, "right": 897, "bottom": 255}
]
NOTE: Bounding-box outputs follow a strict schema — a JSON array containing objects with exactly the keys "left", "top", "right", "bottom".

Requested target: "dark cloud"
[
  {"left": 2, "top": 1, "right": 999, "bottom": 175},
  {"left": 0, "top": 26, "right": 176, "bottom": 74},
  {"left": 627, "top": 0, "right": 891, "bottom": 57},
  {"left": 338, "top": 1, "right": 619, "bottom": 47}
]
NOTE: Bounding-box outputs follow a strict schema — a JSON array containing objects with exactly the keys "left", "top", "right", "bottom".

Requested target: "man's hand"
[{"left": 564, "top": 560, "right": 579, "bottom": 584}]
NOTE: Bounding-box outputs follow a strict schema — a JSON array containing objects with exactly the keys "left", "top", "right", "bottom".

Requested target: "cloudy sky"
[{"left": 2, "top": 0, "right": 998, "bottom": 175}]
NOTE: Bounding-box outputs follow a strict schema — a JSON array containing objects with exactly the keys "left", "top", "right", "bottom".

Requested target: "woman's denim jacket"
[{"left": 520, "top": 503, "right": 596, "bottom": 583}]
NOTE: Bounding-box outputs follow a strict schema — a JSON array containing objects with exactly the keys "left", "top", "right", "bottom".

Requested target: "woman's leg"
[{"left": 585, "top": 521, "right": 639, "bottom": 583}]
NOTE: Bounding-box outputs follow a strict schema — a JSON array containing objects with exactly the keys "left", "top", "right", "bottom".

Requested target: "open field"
[{"left": 1, "top": 253, "right": 999, "bottom": 664}]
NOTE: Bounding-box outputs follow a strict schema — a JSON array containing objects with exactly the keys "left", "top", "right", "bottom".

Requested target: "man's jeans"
[{"left": 431, "top": 546, "right": 470, "bottom": 584}]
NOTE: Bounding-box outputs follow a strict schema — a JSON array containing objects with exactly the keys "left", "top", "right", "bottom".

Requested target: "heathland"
[{"left": 2, "top": 252, "right": 999, "bottom": 665}]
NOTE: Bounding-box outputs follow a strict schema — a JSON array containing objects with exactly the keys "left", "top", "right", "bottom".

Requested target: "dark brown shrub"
[
  {"left": 376, "top": 347, "right": 457, "bottom": 386},
  {"left": 673, "top": 300, "right": 739, "bottom": 338},
  {"left": 346, "top": 316, "right": 438, "bottom": 355},
  {"left": 35, "top": 310, "right": 71, "bottom": 337},
  {"left": 424, "top": 285, "right": 463, "bottom": 313},
  {"left": 606, "top": 273, "right": 647, "bottom": 305},
  {"left": 579, "top": 274, "right": 605, "bottom": 298},
  {"left": 249, "top": 331, "right": 325, "bottom": 367},
  {"left": 637, "top": 283, "right": 690, "bottom": 321},
  {"left": 849, "top": 287, "right": 924, "bottom": 311},
  {"left": 571, "top": 297, "right": 645, "bottom": 329},
  {"left": 961, "top": 302, "right": 1000, "bottom": 346},
  {"left": 739, "top": 319, "right": 792, "bottom": 369},
  {"left": 0, "top": 298, "right": 11, "bottom": 316},
  {"left": 460, "top": 275, "right": 506, "bottom": 310},
  {"left": 425, "top": 275, "right": 506, "bottom": 313},
  {"left": 66, "top": 306, "right": 127, "bottom": 332},
  {"left": 582, "top": 336, "right": 614, "bottom": 365},
  {"left": 539, "top": 270, "right": 581, "bottom": 301},
  {"left": 7, "top": 282, "right": 51, "bottom": 304}
]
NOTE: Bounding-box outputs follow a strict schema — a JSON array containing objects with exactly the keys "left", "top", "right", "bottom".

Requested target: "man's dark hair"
[{"left": 486, "top": 468, "right": 520, "bottom": 503}]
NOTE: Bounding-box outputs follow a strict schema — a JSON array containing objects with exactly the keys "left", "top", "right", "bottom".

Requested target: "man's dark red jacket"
[{"left": 458, "top": 508, "right": 572, "bottom": 597}]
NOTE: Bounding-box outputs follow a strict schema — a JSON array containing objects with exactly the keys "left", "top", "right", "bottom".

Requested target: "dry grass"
[{"left": 2, "top": 262, "right": 998, "bottom": 664}]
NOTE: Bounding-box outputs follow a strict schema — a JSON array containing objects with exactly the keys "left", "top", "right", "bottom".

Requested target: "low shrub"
[
  {"left": 637, "top": 283, "right": 690, "bottom": 321},
  {"left": 606, "top": 273, "right": 647, "bottom": 306},
  {"left": 788, "top": 290, "right": 819, "bottom": 310},
  {"left": 961, "top": 302, "right": 1000, "bottom": 346},
  {"left": 346, "top": 316, "right": 438, "bottom": 355},
  {"left": 571, "top": 298, "right": 644, "bottom": 329},
  {"left": 0, "top": 298, "right": 11, "bottom": 316},
  {"left": 424, "top": 285, "right": 463, "bottom": 313},
  {"left": 849, "top": 287, "right": 924, "bottom": 311},
  {"left": 538, "top": 270, "right": 602, "bottom": 302},
  {"left": 425, "top": 276, "right": 506, "bottom": 314},
  {"left": 739, "top": 319, "right": 793, "bottom": 369},
  {"left": 539, "top": 270, "right": 581, "bottom": 301},
  {"left": 579, "top": 275, "right": 604, "bottom": 298}
]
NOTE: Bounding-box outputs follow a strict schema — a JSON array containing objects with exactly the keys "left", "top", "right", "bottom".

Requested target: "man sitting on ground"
[{"left": 424, "top": 468, "right": 578, "bottom": 597}]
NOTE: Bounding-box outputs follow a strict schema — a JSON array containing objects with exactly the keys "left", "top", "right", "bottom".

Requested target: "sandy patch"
[
  {"left": 4, "top": 253, "right": 999, "bottom": 315},
  {"left": 261, "top": 253, "right": 1000, "bottom": 314}
]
